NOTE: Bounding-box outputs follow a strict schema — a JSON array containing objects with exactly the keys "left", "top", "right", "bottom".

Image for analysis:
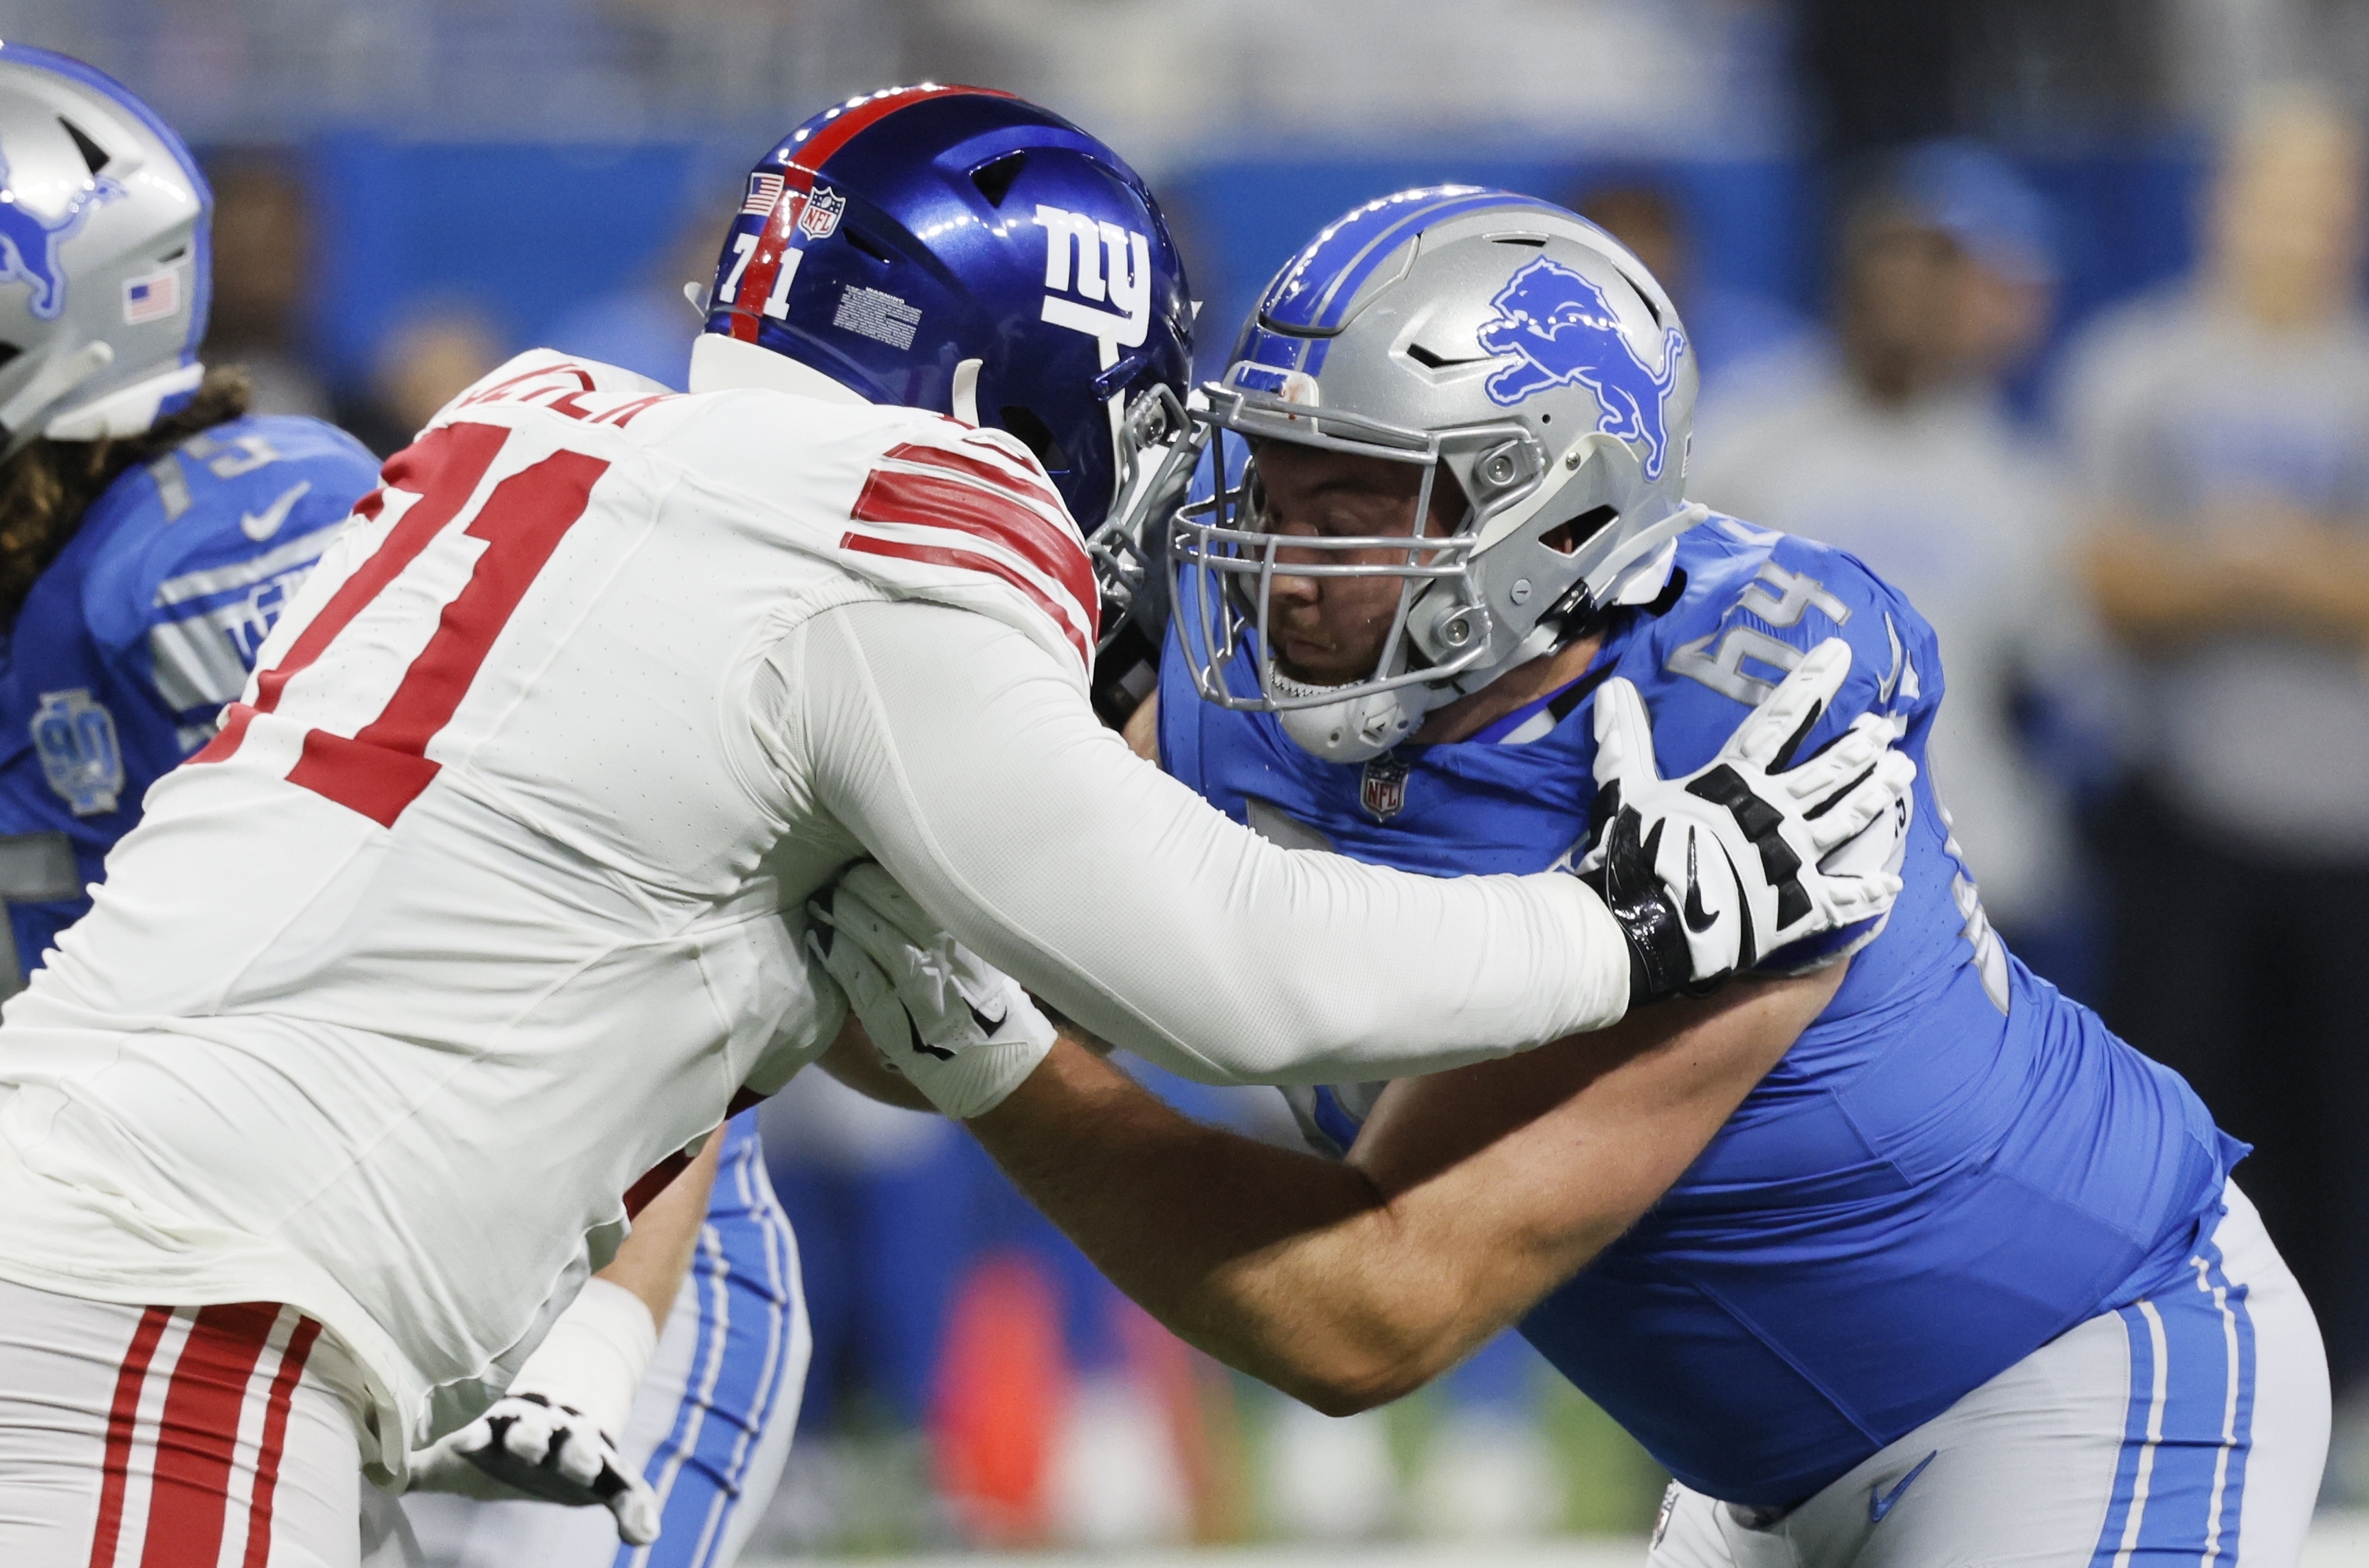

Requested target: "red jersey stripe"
[
  {"left": 880, "top": 440, "right": 1069, "bottom": 520},
  {"left": 87, "top": 1306, "right": 173, "bottom": 1568},
  {"left": 840, "top": 532, "right": 1090, "bottom": 666},
  {"left": 139, "top": 1303, "right": 280, "bottom": 1568},
  {"left": 852, "top": 469, "right": 1098, "bottom": 630},
  {"left": 240, "top": 1314, "right": 322, "bottom": 1568}
]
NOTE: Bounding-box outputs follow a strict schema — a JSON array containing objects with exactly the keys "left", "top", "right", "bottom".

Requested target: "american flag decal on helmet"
[
  {"left": 742, "top": 172, "right": 785, "bottom": 215},
  {"left": 843, "top": 434, "right": 1097, "bottom": 667}
]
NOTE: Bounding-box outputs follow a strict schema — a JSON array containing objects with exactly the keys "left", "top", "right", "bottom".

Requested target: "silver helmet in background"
[
  {"left": 1095, "top": 186, "right": 1705, "bottom": 763},
  {"left": 0, "top": 43, "right": 212, "bottom": 458}
]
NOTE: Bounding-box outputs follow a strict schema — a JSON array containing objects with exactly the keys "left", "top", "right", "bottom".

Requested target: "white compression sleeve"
[{"left": 758, "top": 599, "right": 1630, "bottom": 1086}]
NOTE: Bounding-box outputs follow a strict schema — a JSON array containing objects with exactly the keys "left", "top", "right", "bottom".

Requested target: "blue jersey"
[
  {"left": 0, "top": 414, "right": 379, "bottom": 976},
  {"left": 1159, "top": 513, "right": 2241, "bottom": 1508}
]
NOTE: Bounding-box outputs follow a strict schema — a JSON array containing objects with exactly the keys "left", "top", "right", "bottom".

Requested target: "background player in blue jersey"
[
  {"left": 0, "top": 46, "right": 801, "bottom": 1568},
  {"left": 814, "top": 191, "right": 2331, "bottom": 1563}
]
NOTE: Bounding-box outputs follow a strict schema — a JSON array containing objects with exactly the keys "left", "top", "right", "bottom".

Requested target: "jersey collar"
[{"left": 687, "top": 333, "right": 869, "bottom": 406}]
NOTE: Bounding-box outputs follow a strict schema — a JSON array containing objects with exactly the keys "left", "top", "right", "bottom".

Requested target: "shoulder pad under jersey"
[{"left": 1613, "top": 514, "right": 1945, "bottom": 780}]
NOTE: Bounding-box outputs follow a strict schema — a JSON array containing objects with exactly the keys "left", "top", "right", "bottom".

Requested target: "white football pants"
[
  {"left": 1649, "top": 1183, "right": 2328, "bottom": 1567},
  {"left": 0, "top": 1277, "right": 373, "bottom": 1568}
]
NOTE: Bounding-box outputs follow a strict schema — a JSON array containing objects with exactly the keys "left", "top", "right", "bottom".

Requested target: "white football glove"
[
  {"left": 401, "top": 1277, "right": 660, "bottom": 1545},
  {"left": 1576, "top": 637, "right": 1914, "bottom": 1000},
  {"left": 807, "top": 862, "right": 1057, "bottom": 1119}
]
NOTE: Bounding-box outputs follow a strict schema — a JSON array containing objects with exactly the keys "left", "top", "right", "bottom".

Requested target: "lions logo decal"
[
  {"left": 1474, "top": 256, "right": 1687, "bottom": 480},
  {"left": 0, "top": 137, "right": 124, "bottom": 322}
]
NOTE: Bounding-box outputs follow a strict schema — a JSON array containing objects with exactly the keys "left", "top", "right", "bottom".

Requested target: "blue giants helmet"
[{"left": 699, "top": 85, "right": 1193, "bottom": 538}]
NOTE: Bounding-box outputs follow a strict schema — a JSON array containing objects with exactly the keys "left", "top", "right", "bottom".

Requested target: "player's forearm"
[
  {"left": 787, "top": 602, "right": 1630, "bottom": 1084},
  {"left": 2085, "top": 514, "right": 2369, "bottom": 645},
  {"left": 595, "top": 1131, "right": 721, "bottom": 1329},
  {"left": 966, "top": 1042, "right": 1531, "bottom": 1413},
  {"left": 2082, "top": 524, "right": 2236, "bottom": 644}
]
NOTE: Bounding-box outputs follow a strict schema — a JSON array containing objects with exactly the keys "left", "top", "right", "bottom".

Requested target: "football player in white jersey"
[
  {"left": 0, "top": 43, "right": 779, "bottom": 1568},
  {"left": 0, "top": 86, "right": 1912, "bottom": 1568}
]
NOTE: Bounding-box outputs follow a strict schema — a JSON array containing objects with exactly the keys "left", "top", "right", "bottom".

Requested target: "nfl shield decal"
[
  {"left": 799, "top": 185, "right": 847, "bottom": 242},
  {"left": 1359, "top": 754, "right": 1411, "bottom": 822},
  {"left": 33, "top": 688, "right": 124, "bottom": 816}
]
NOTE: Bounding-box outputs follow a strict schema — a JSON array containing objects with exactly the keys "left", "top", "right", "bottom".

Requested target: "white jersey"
[{"left": 0, "top": 343, "right": 1630, "bottom": 1477}]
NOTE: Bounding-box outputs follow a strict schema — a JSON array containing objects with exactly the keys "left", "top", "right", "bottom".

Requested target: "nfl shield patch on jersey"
[{"left": 1359, "top": 754, "right": 1411, "bottom": 822}]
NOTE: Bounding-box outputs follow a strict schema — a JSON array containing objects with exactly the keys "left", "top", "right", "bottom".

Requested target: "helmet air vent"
[
  {"left": 1489, "top": 233, "right": 1548, "bottom": 247},
  {"left": 969, "top": 153, "right": 1027, "bottom": 208},
  {"left": 842, "top": 225, "right": 896, "bottom": 266},
  {"left": 1616, "top": 269, "right": 1664, "bottom": 328},
  {"left": 999, "top": 405, "right": 1070, "bottom": 473},
  {"left": 1403, "top": 341, "right": 1487, "bottom": 370},
  {"left": 58, "top": 117, "right": 110, "bottom": 176},
  {"left": 0, "top": 342, "right": 21, "bottom": 372},
  {"left": 1541, "top": 505, "right": 1619, "bottom": 556}
]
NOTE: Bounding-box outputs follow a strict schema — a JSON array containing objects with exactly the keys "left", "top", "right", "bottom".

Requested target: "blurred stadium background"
[{"left": 19, "top": 0, "right": 2369, "bottom": 1556}]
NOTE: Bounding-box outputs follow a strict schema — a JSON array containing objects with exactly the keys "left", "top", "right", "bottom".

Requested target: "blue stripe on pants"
[
  {"left": 617, "top": 1112, "right": 802, "bottom": 1568},
  {"left": 2087, "top": 1213, "right": 2258, "bottom": 1566}
]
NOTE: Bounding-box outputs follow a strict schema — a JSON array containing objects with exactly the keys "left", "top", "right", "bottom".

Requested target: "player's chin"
[{"left": 1271, "top": 640, "right": 1368, "bottom": 689}]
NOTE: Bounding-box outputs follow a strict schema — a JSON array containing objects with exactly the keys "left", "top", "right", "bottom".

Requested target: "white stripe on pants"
[{"left": 1648, "top": 1183, "right": 2329, "bottom": 1568}]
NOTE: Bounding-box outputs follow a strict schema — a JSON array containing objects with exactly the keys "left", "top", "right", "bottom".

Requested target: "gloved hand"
[
  {"left": 401, "top": 1277, "right": 660, "bottom": 1545},
  {"left": 806, "top": 862, "right": 1057, "bottom": 1119},
  {"left": 1577, "top": 637, "right": 1914, "bottom": 1001}
]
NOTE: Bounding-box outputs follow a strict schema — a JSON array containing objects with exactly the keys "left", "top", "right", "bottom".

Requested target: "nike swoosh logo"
[
  {"left": 240, "top": 479, "right": 312, "bottom": 541},
  {"left": 966, "top": 998, "right": 1008, "bottom": 1035},
  {"left": 1681, "top": 830, "right": 1717, "bottom": 932},
  {"left": 1869, "top": 1450, "right": 1937, "bottom": 1523},
  {"left": 906, "top": 1014, "right": 957, "bottom": 1062}
]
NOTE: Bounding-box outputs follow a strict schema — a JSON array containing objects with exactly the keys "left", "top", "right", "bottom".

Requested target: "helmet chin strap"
[{"left": 1269, "top": 668, "right": 1440, "bottom": 765}]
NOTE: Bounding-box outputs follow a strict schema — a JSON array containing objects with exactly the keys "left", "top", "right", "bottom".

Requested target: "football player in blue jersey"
[
  {"left": 814, "top": 190, "right": 2332, "bottom": 1563},
  {"left": 0, "top": 46, "right": 802, "bottom": 1568},
  {"left": 0, "top": 45, "right": 380, "bottom": 980}
]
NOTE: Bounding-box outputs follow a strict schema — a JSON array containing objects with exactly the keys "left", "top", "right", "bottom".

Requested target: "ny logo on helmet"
[
  {"left": 0, "top": 137, "right": 124, "bottom": 322},
  {"left": 1474, "top": 257, "right": 1687, "bottom": 481},
  {"left": 1034, "top": 204, "right": 1150, "bottom": 349}
]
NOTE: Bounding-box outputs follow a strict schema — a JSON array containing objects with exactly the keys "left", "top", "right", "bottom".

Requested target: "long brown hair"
[{"left": 0, "top": 366, "right": 254, "bottom": 627}]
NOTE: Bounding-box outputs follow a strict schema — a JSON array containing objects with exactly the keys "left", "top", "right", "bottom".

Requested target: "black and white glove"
[
  {"left": 404, "top": 1395, "right": 660, "bottom": 1543},
  {"left": 807, "top": 863, "right": 1057, "bottom": 1119},
  {"left": 402, "top": 1277, "right": 660, "bottom": 1545},
  {"left": 1576, "top": 637, "right": 1914, "bottom": 1002}
]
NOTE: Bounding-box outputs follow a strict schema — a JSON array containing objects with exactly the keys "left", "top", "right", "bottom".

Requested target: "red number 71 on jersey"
[{"left": 193, "top": 423, "right": 606, "bottom": 829}]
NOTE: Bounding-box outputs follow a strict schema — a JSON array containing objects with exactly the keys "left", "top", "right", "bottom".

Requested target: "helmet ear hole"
[{"left": 998, "top": 405, "right": 1070, "bottom": 472}]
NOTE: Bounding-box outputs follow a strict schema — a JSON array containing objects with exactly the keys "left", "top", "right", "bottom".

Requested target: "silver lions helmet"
[
  {"left": 0, "top": 44, "right": 212, "bottom": 457},
  {"left": 1096, "top": 186, "right": 1706, "bottom": 763}
]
